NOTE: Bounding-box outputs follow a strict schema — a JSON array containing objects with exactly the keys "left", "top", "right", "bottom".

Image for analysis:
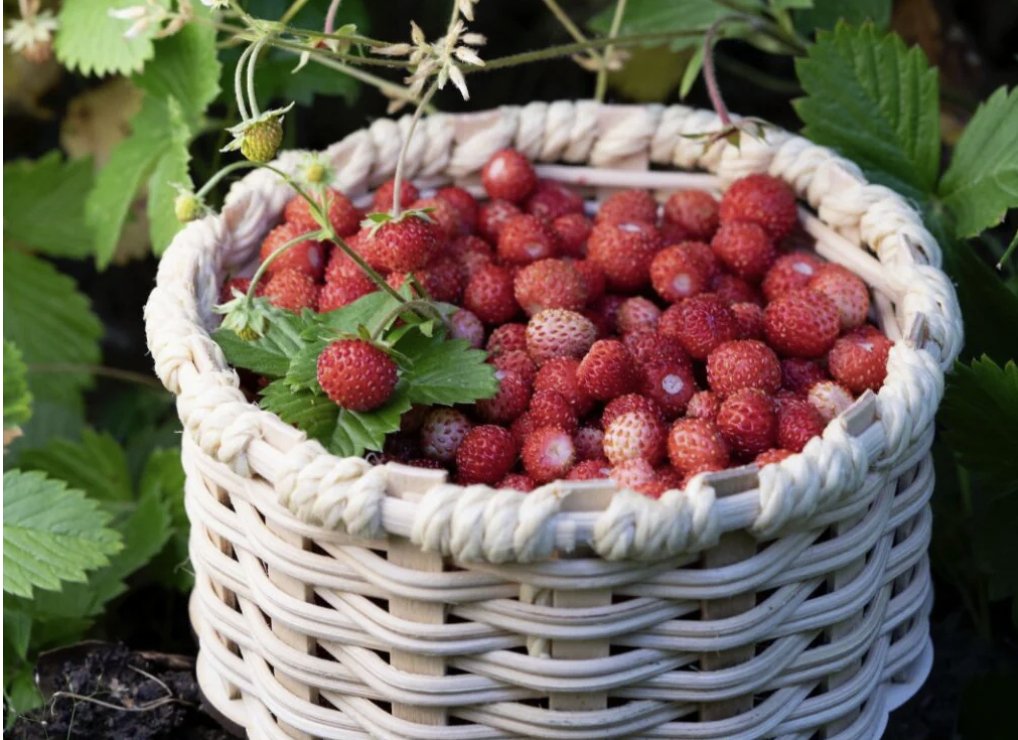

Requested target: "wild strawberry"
[
  {"left": 687, "top": 390, "right": 722, "bottom": 421},
  {"left": 719, "top": 174, "right": 798, "bottom": 240},
  {"left": 527, "top": 180, "right": 585, "bottom": 221},
  {"left": 587, "top": 220, "right": 662, "bottom": 291},
  {"left": 731, "top": 302, "right": 764, "bottom": 339},
  {"left": 526, "top": 309, "right": 597, "bottom": 365},
  {"left": 781, "top": 358, "right": 829, "bottom": 393},
  {"left": 324, "top": 243, "right": 364, "bottom": 283},
  {"left": 240, "top": 117, "right": 283, "bottom": 163},
  {"left": 263, "top": 268, "right": 319, "bottom": 312},
  {"left": 220, "top": 277, "right": 254, "bottom": 304},
  {"left": 578, "top": 340, "right": 639, "bottom": 401},
  {"left": 487, "top": 323, "right": 528, "bottom": 356},
  {"left": 476, "top": 369, "right": 531, "bottom": 424},
  {"left": 616, "top": 297, "right": 661, "bottom": 334},
  {"left": 259, "top": 223, "right": 326, "bottom": 279},
  {"left": 808, "top": 264, "right": 871, "bottom": 330},
  {"left": 828, "top": 326, "right": 892, "bottom": 392},
  {"left": 763, "top": 289, "right": 841, "bottom": 358},
  {"left": 419, "top": 408, "right": 472, "bottom": 462},
  {"left": 401, "top": 405, "right": 431, "bottom": 434},
  {"left": 567, "top": 459, "right": 612, "bottom": 481},
  {"left": 450, "top": 235, "right": 494, "bottom": 279},
  {"left": 317, "top": 339, "right": 397, "bottom": 411},
  {"left": 603, "top": 393, "right": 665, "bottom": 427},
  {"left": 318, "top": 272, "right": 376, "bottom": 312},
  {"left": 456, "top": 425, "right": 517, "bottom": 485},
  {"left": 411, "top": 197, "right": 459, "bottom": 239},
  {"left": 755, "top": 448, "right": 794, "bottom": 466},
  {"left": 528, "top": 390, "right": 578, "bottom": 433},
  {"left": 659, "top": 294, "right": 738, "bottom": 360},
  {"left": 663, "top": 190, "right": 719, "bottom": 240},
  {"left": 388, "top": 258, "right": 465, "bottom": 303},
  {"left": 776, "top": 397, "right": 825, "bottom": 452},
  {"left": 372, "top": 178, "right": 419, "bottom": 212},
  {"left": 498, "top": 214, "right": 560, "bottom": 264},
  {"left": 622, "top": 330, "right": 690, "bottom": 370},
  {"left": 642, "top": 361, "right": 697, "bottom": 418},
  {"left": 522, "top": 426, "right": 575, "bottom": 483},
  {"left": 711, "top": 221, "right": 776, "bottom": 282},
  {"left": 681, "top": 240, "right": 721, "bottom": 281},
  {"left": 611, "top": 458, "right": 657, "bottom": 491},
  {"left": 477, "top": 199, "right": 522, "bottom": 243},
  {"left": 712, "top": 273, "right": 763, "bottom": 305},
  {"left": 574, "top": 426, "right": 605, "bottom": 461},
  {"left": 371, "top": 216, "right": 440, "bottom": 272},
  {"left": 552, "top": 213, "right": 593, "bottom": 257},
  {"left": 596, "top": 189, "right": 658, "bottom": 225},
  {"left": 436, "top": 186, "right": 479, "bottom": 234},
  {"left": 510, "top": 412, "right": 538, "bottom": 448},
  {"left": 449, "top": 309, "right": 485, "bottom": 348},
  {"left": 499, "top": 474, "right": 536, "bottom": 492},
  {"left": 667, "top": 418, "right": 730, "bottom": 476},
  {"left": 570, "top": 260, "right": 606, "bottom": 304},
  {"left": 717, "top": 388, "right": 777, "bottom": 457},
  {"left": 482, "top": 148, "right": 538, "bottom": 203},
  {"left": 650, "top": 243, "right": 712, "bottom": 302},
  {"left": 659, "top": 220, "right": 691, "bottom": 246},
  {"left": 807, "top": 380, "right": 854, "bottom": 422},
  {"left": 762, "top": 252, "right": 825, "bottom": 302},
  {"left": 493, "top": 350, "right": 537, "bottom": 389},
  {"left": 534, "top": 358, "right": 593, "bottom": 415},
  {"left": 464, "top": 265, "right": 519, "bottom": 324},
  {"left": 603, "top": 410, "right": 666, "bottom": 466},
  {"left": 284, "top": 188, "right": 361, "bottom": 237},
  {"left": 706, "top": 339, "right": 782, "bottom": 396},
  {"left": 514, "top": 259, "right": 586, "bottom": 315},
  {"left": 584, "top": 294, "right": 626, "bottom": 337}
]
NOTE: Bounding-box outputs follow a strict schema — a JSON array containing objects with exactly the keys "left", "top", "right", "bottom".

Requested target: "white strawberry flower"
[{"left": 3, "top": 9, "right": 58, "bottom": 57}]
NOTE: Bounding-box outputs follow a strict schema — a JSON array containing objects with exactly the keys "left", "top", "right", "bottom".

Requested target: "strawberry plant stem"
[
  {"left": 594, "top": 0, "right": 627, "bottom": 102},
  {"left": 702, "top": 19, "right": 732, "bottom": 127},
  {"left": 245, "top": 229, "right": 328, "bottom": 301},
  {"left": 28, "top": 364, "right": 166, "bottom": 390},
  {"left": 279, "top": 0, "right": 312, "bottom": 25},
  {"left": 234, "top": 43, "right": 254, "bottom": 120},
  {"left": 390, "top": 81, "right": 439, "bottom": 217},
  {"left": 324, "top": 0, "right": 342, "bottom": 35},
  {"left": 540, "top": 0, "right": 601, "bottom": 66},
  {"left": 246, "top": 38, "right": 266, "bottom": 118}
]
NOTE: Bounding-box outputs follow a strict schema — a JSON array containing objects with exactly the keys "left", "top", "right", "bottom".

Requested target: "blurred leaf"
[
  {"left": 260, "top": 380, "right": 341, "bottom": 443},
  {"left": 19, "top": 429, "right": 133, "bottom": 503},
  {"left": 2, "top": 153, "right": 95, "bottom": 258},
  {"left": 679, "top": 45, "right": 705, "bottom": 99},
  {"left": 140, "top": 449, "right": 191, "bottom": 591},
  {"left": 55, "top": 0, "right": 164, "bottom": 77},
  {"left": 588, "top": 0, "right": 743, "bottom": 51},
  {"left": 328, "top": 388, "right": 413, "bottom": 458},
  {"left": 60, "top": 79, "right": 144, "bottom": 167},
  {"left": 608, "top": 45, "right": 689, "bottom": 101},
  {"left": 3, "top": 666, "right": 43, "bottom": 716},
  {"left": 939, "top": 86, "right": 1018, "bottom": 239},
  {"left": 147, "top": 99, "right": 193, "bottom": 254},
  {"left": 793, "top": 0, "right": 891, "bottom": 34},
  {"left": 3, "top": 401, "right": 85, "bottom": 469},
  {"left": 794, "top": 22, "right": 940, "bottom": 202},
  {"left": 4, "top": 341, "right": 32, "bottom": 430}
]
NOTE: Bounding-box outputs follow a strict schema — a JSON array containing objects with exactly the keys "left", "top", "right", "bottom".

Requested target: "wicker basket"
[{"left": 145, "top": 103, "right": 962, "bottom": 739}]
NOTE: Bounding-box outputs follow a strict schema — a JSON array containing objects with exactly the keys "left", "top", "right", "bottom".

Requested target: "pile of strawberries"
[{"left": 226, "top": 148, "right": 892, "bottom": 497}]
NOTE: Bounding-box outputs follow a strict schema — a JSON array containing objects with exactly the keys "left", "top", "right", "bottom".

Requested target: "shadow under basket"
[{"left": 146, "top": 102, "right": 961, "bottom": 739}]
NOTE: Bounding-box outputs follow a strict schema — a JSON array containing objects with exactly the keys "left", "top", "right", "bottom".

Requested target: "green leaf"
[
  {"left": 19, "top": 429, "right": 133, "bottom": 503},
  {"left": 320, "top": 290, "right": 401, "bottom": 333},
  {"left": 146, "top": 98, "right": 193, "bottom": 255},
  {"left": 139, "top": 449, "right": 191, "bottom": 591},
  {"left": 260, "top": 380, "right": 340, "bottom": 444},
  {"left": 939, "top": 86, "right": 1018, "bottom": 238},
  {"left": 3, "top": 470, "right": 122, "bottom": 598},
  {"left": 941, "top": 357, "right": 1018, "bottom": 487},
  {"left": 794, "top": 23, "right": 940, "bottom": 202},
  {"left": 213, "top": 307, "right": 313, "bottom": 378},
  {"left": 2, "top": 252, "right": 102, "bottom": 408},
  {"left": 588, "top": 0, "right": 743, "bottom": 50},
  {"left": 793, "top": 0, "right": 891, "bottom": 34},
  {"left": 55, "top": 0, "right": 165, "bottom": 77},
  {"left": 4, "top": 341, "right": 32, "bottom": 430},
  {"left": 329, "top": 388, "right": 413, "bottom": 458},
  {"left": 2, "top": 153, "right": 95, "bottom": 258},
  {"left": 397, "top": 332, "right": 498, "bottom": 406}
]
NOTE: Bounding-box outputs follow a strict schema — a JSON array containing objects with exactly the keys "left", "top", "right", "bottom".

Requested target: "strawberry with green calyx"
[
  {"left": 221, "top": 104, "right": 294, "bottom": 164},
  {"left": 173, "top": 188, "right": 205, "bottom": 223},
  {"left": 215, "top": 291, "right": 273, "bottom": 342}
]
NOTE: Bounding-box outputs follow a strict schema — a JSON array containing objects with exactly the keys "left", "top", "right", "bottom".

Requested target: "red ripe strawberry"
[
  {"left": 719, "top": 174, "right": 798, "bottom": 240},
  {"left": 526, "top": 180, "right": 585, "bottom": 221},
  {"left": 494, "top": 349, "right": 537, "bottom": 389},
  {"left": 482, "top": 148, "right": 538, "bottom": 203},
  {"left": 667, "top": 418, "right": 730, "bottom": 475},
  {"left": 623, "top": 330, "right": 690, "bottom": 370},
  {"left": 449, "top": 309, "right": 485, "bottom": 348},
  {"left": 477, "top": 199, "right": 522, "bottom": 243},
  {"left": 574, "top": 426, "right": 605, "bottom": 461},
  {"left": 464, "top": 265, "right": 519, "bottom": 324},
  {"left": 372, "top": 178, "right": 419, "bottom": 212},
  {"left": 587, "top": 220, "right": 662, "bottom": 291},
  {"left": 650, "top": 243, "right": 712, "bottom": 302},
  {"left": 711, "top": 220, "right": 776, "bottom": 281},
  {"left": 567, "top": 459, "right": 612, "bottom": 481},
  {"left": 476, "top": 369, "right": 531, "bottom": 424},
  {"left": 498, "top": 214, "right": 560, "bottom": 264},
  {"left": 451, "top": 235, "right": 494, "bottom": 279},
  {"left": 776, "top": 397, "right": 825, "bottom": 453},
  {"left": 552, "top": 213, "right": 593, "bottom": 257},
  {"left": 762, "top": 252, "right": 825, "bottom": 302},
  {"left": 596, "top": 189, "right": 658, "bottom": 225},
  {"left": 603, "top": 410, "right": 666, "bottom": 466},
  {"left": 499, "top": 473, "right": 536, "bottom": 492},
  {"left": 755, "top": 448, "right": 794, "bottom": 466},
  {"left": 659, "top": 220, "right": 691, "bottom": 246},
  {"left": 706, "top": 339, "right": 782, "bottom": 396},
  {"left": 603, "top": 393, "right": 665, "bottom": 427},
  {"left": 284, "top": 188, "right": 361, "bottom": 237},
  {"left": 317, "top": 339, "right": 397, "bottom": 411},
  {"left": 419, "top": 408, "right": 471, "bottom": 462},
  {"left": 522, "top": 426, "right": 576, "bottom": 483},
  {"left": 514, "top": 259, "right": 586, "bottom": 316},
  {"left": 371, "top": 216, "right": 440, "bottom": 272},
  {"left": 577, "top": 339, "right": 639, "bottom": 401},
  {"left": 616, "top": 297, "right": 661, "bottom": 334},
  {"left": 259, "top": 223, "right": 326, "bottom": 279},
  {"left": 534, "top": 358, "right": 593, "bottom": 416},
  {"left": 712, "top": 273, "right": 763, "bottom": 306},
  {"left": 807, "top": 380, "right": 854, "bottom": 422},
  {"left": 388, "top": 258, "right": 465, "bottom": 303},
  {"left": 264, "top": 268, "right": 319, "bottom": 312},
  {"left": 763, "top": 289, "right": 841, "bottom": 358},
  {"left": 781, "top": 358, "right": 829, "bottom": 393},
  {"left": 663, "top": 190, "right": 719, "bottom": 240},
  {"left": 828, "top": 326, "right": 891, "bottom": 392},
  {"left": 456, "top": 425, "right": 517, "bottom": 485},
  {"left": 731, "top": 302, "right": 764, "bottom": 339},
  {"left": 687, "top": 390, "right": 722, "bottom": 421},
  {"left": 681, "top": 240, "right": 721, "bottom": 281},
  {"left": 220, "top": 276, "right": 254, "bottom": 304},
  {"left": 411, "top": 197, "right": 459, "bottom": 239},
  {"left": 528, "top": 389, "right": 578, "bottom": 433},
  {"left": 324, "top": 244, "right": 363, "bottom": 283},
  {"left": 570, "top": 260, "right": 606, "bottom": 304},
  {"left": 436, "top": 186, "right": 479, "bottom": 234},
  {"left": 717, "top": 388, "right": 777, "bottom": 457},
  {"left": 808, "top": 263, "right": 871, "bottom": 330},
  {"left": 510, "top": 412, "right": 538, "bottom": 448},
  {"left": 659, "top": 294, "right": 738, "bottom": 360},
  {"left": 642, "top": 361, "right": 697, "bottom": 418},
  {"left": 611, "top": 458, "right": 657, "bottom": 491},
  {"left": 487, "top": 323, "right": 527, "bottom": 356},
  {"left": 318, "top": 272, "right": 376, "bottom": 312},
  {"left": 526, "top": 309, "right": 597, "bottom": 365}
]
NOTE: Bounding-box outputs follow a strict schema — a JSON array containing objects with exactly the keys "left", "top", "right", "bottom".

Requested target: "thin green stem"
[
  {"left": 195, "top": 160, "right": 262, "bottom": 199},
  {"left": 247, "top": 38, "right": 266, "bottom": 118},
  {"left": 268, "top": 37, "right": 409, "bottom": 68},
  {"left": 246, "top": 229, "right": 328, "bottom": 299},
  {"left": 702, "top": 18, "right": 733, "bottom": 126},
  {"left": 279, "top": 0, "right": 312, "bottom": 25},
  {"left": 595, "top": 0, "right": 627, "bottom": 102},
  {"left": 391, "top": 81, "right": 439, "bottom": 217},
  {"left": 285, "top": 46, "right": 430, "bottom": 111},
  {"left": 541, "top": 0, "right": 599, "bottom": 56},
  {"left": 28, "top": 364, "right": 165, "bottom": 390},
  {"left": 234, "top": 43, "right": 254, "bottom": 120},
  {"left": 997, "top": 230, "right": 1018, "bottom": 270}
]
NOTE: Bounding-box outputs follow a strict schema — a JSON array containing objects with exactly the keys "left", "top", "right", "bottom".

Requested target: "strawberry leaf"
[
  {"left": 19, "top": 429, "right": 133, "bottom": 503},
  {"left": 395, "top": 331, "right": 498, "bottom": 406},
  {"left": 260, "top": 380, "right": 339, "bottom": 443},
  {"left": 213, "top": 307, "right": 312, "bottom": 378},
  {"left": 4, "top": 341, "right": 32, "bottom": 431},
  {"left": 329, "top": 388, "right": 413, "bottom": 457},
  {"left": 55, "top": 0, "right": 163, "bottom": 77}
]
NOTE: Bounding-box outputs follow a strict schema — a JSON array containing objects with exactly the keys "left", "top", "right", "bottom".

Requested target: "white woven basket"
[{"left": 145, "top": 103, "right": 962, "bottom": 739}]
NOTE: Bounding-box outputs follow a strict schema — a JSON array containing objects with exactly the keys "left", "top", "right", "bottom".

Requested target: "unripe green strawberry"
[
  {"left": 174, "top": 192, "right": 201, "bottom": 223},
  {"left": 241, "top": 117, "right": 284, "bottom": 163}
]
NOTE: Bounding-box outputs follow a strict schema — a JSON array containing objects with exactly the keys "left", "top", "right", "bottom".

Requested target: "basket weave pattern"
[{"left": 146, "top": 103, "right": 962, "bottom": 739}]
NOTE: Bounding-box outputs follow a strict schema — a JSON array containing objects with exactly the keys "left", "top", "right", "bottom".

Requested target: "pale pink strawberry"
[
  {"left": 686, "top": 390, "right": 721, "bottom": 421},
  {"left": 603, "top": 410, "right": 666, "bottom": 466},
  {"left": 573, "top": 426, "right": 605, "bottom": 461},
  {"left": 449, "top": 309, "right": 485, "bottom": 348},
  {"left": 616, "top": 297, "right": 662, "bottom": 334},
  {"left": 419, "top": 408, "right": 472, "bottom": 463},
  {"left": 522, "top": 426, "right": 576, "bottom": 483},
  {"left": 808, "top": 263, "right": 871, "bottom": 330},
  {"left": 610, "top": 458, "right": 657, "bottom": 491},
  {"left": 526, "top": 309, "right": 598, "bottom": 365},
  {"left": 807, "top": 380, "right": 854, "bottom": 422}
]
